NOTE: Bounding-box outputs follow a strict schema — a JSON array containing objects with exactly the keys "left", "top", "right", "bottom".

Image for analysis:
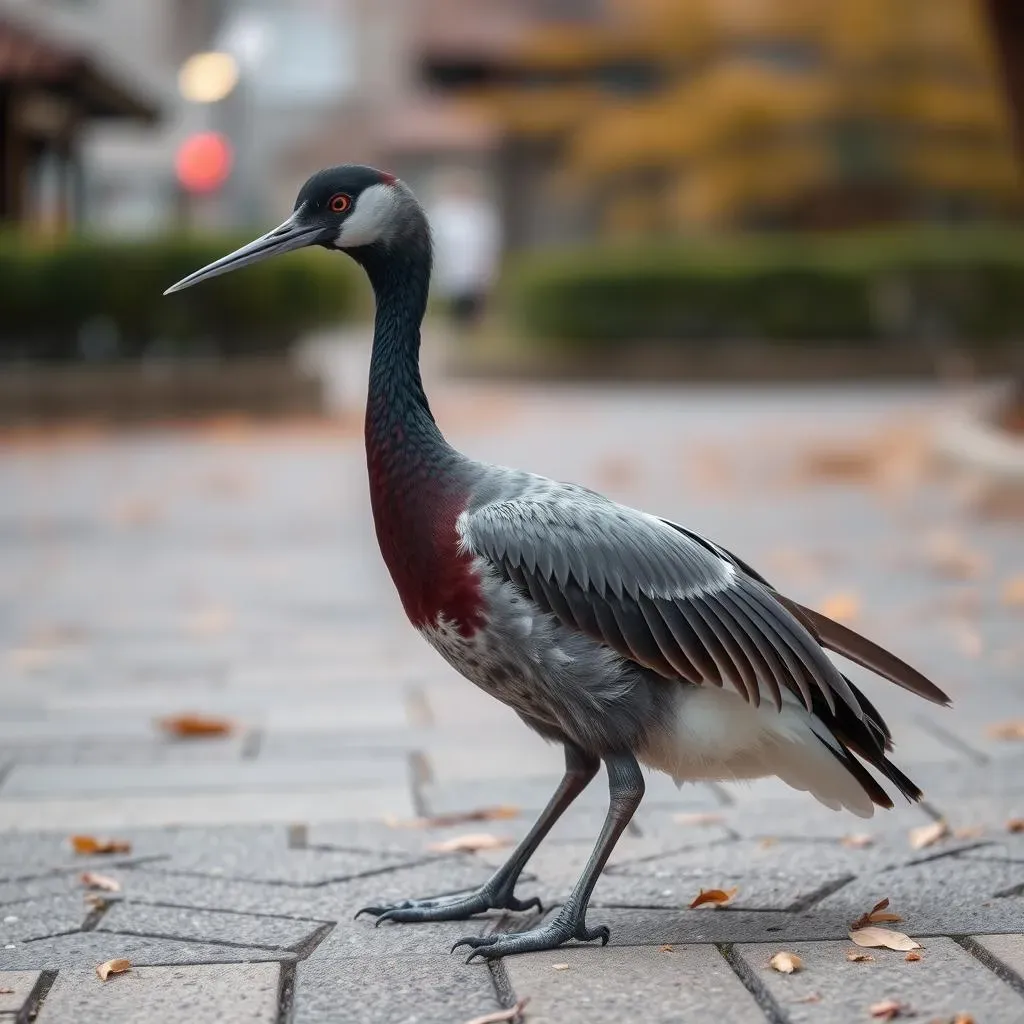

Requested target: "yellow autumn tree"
[{"left": 468, "top": 0, "right": 1020, "bottom": 234}]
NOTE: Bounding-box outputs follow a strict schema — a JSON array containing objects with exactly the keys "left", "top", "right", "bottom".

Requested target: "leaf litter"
[
  {"left": 70, "top": 835, "right": 131, "bottom": 856},
  {"left": 769, "top": 951, "right": 803, "bottom": 974},
  {"left": 96, "top": 958, "right": 131, "bottom": 981},
  {"left": 80, "top": 872, "right": 120, "bottom": 892},
  {"left": 157, "top": 713, "right": 233, "bottom": 738},
  {"left": 689, "top": 887, "right": 738, "bottom": 909},
  {"left": 909, "top": 820, "right": 949, "bottom": 850},
  {"left": 851, "top": 898, "right": 902, "bottom": 930},
  {"left": 987, "top": 720, "right": 1024, "bottom": 742},
  {"left": 427, "top": 833, "right": 512, "bottom": 854},
  {"left": 849, "top": 927, "right": 921, "bottom": 952},
  {"left": 461, "top": 997, "right": 529, "bottom": 1024},
  {"left": 870, "top": 998, "right": 910, "bottom": 1020}
]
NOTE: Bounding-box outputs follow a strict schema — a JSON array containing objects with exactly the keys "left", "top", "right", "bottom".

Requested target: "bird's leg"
[
  {"left": 356, "top": 745, "right": 600, "bottom": 924},
  {"left": 453, "top": 752, "right": 644, "bottom": 960}
]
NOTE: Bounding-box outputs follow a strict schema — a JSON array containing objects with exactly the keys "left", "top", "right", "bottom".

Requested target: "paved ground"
[{"left": 2, "top": 337, "right": 1024, "bottom": 1022}]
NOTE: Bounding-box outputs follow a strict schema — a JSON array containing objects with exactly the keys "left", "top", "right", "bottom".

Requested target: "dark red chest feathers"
[{"left": 366, "top": 449, "right": 484, "bottom": 637}]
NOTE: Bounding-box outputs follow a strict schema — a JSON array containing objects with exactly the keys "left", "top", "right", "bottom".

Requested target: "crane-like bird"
[{"left": 166, "top": 165, "right": 950, "bottom": 960}]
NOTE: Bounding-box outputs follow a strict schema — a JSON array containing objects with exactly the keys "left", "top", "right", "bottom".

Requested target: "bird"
[{"left": 165, "top": 165, "right": 950, "bottom": 961}]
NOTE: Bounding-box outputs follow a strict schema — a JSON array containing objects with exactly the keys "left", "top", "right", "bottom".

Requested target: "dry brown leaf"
[
  {"left": 80, "top": 872, "right": 120, "bottom": 892},
  {"left": 842, "top": 833, "right": 875, "bottom": 849},
  {"left": 461, "top": 997, "right": 529, "bottom": 1024},
  {"left": 987, "top": 719, "right": 1024, "bottom": 741},
  {"left": 849, "top": 927, "right": 921, "bottom": 952},
  {"left": 689, "top": 887, "right": 738, "bottom": 909},
  {"left": 551, "top": 963, "right": 569, "bottom": 971},
  {"left": 672, "top": 812, "right": 724, "bottom": 827},
  {"left": 70, "top": 835, "right": 131, "bottom": 856},
  {"left": 846, "top": 950, "right": 874, "bottom": 962},
  {"left": 769, "top": 951, "right": 803, "bottom": 974},
  {"left": 795, "top": 993, "right": 822, "bottom": 1004},
  {"left": 391, "top": 806, "right": 520, "bottom": 829},
  {"left": 851, "top": 897, "right": 895, "bottom": 930},
  {"left": 1001, "top": 575, "right": 1024, "bottom": 607},
  {"left": 660, "top": 944, "right": 674, "bottom": 952},
  {"left": 909, "top": 820, "right": 949, "bottom": 850},
  {"left": 427, "top": 833, "right": 512, "bottom": 854},
  {"left": 96, "top": 958, "right": 131, "bottom": 981},
  {"left": 1007, "top": 818, "right": 1024, "bottom": 833},
  {"left": 84, "top": 894, "right": 109, "bottom": 910},
  {"left": 950, "top": 1015, "right": 977, "bottom": 1024},
  {"left": 0, "top": 987, "right": 13, "bottom": 994},
  {"left": 870, "top": 998, "right": 909, "bottom": 1021},
  {"left": 904, "top": 951, "right": 922, "bottom": 962},
  {"left": 820, "top": 591, "right": 860, "bottom": 624},
  {"left": 157, "top": 713, "right": 233, "bottom": 738}
]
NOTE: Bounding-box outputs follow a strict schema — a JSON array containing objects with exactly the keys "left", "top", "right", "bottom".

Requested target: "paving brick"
[
  {"left": 735, "top": 937, "right": 1024, "bottom": 1023},
  {"left": 972, "top": 933, "right": 1024, "bottom": 981},
  {"left": 97, "top": 902, "right": 323, "bottom": 951},
  {"left": 294, "top": 952, "right": 499, "bottom": 1024},
  {"left": 505, "top": 944, "right": 764, "bottom": 1024},
  {"left": 1, "top": 757, "right": 408, "bottom": 798},
  {"left": 0, "top": 895, "right": 88, "bottom": 943},
  {"left": 0, "top": 970, "right": 40, "bottom": 1015},
  {"left": 34, "top": 964, "right": 280, "bottom": 1024}
]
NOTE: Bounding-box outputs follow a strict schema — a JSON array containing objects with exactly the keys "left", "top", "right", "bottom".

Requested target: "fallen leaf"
[
  {"left": 660, "top": 944, "right": 673, "bottom": 952},
  {"left": 157, "top": 713, "right": 233, "bottom": 738},
  {"left": 950, "top": 1015, "right": 977, "bottom": 1024},
  {"left": 847, "top": 950, "right": 874, "bottom": 962},
  {"left": 909, "top": 820, "right": 949, "bottom": 850},
  {"left": 389, "top": 806, "right": 520, "bottom": 829},
  {"left": 461, "top": 997, "right": 529, "bottom": 1024},
  {"left": 795, "top": 993, "right": 822, "bottom": 1004},
  {"left": 759, "top": 837, "right": 778, "bottom": 849},
  {"left": 84, "top": 894, "right": 109, "bottom": 910},
  {"left": 80, "top": 872, "right": 120, "bottom": 892},
  {"left": 905, "top": 951, "right": 922, "bottom": 962},
  {"left": 820, "top": 591, "right": 861, "bottom": 624},
  {"left": 70, "top": 835, "right": 131, "bottom": 855},
  {"left": 690, "top": 887, "right": 738, "bottom": 909},
  {"left": 0, "top": 987, "right": 13, "bottom": 994},
  {"left": 551, "top": 963, "right": 569, "bottom": 971},
  {"left": 987, "top": 719, "right": 1024, "bottom": 741},
  {"left": 427, "top": 833, "right": 512, "bottom": 854},
  {"left": 849, "top": 927, "right": 921, "bottom": 952},
  {"left": 769, "top": 951, "right": 803, "bottom": 974},
  {"left": 1001, "top": 575, "right": 1024, "bottom": 607},
  {"left": 842, "top": 833, "right": 875, "bottom": 849},
  {"left": 672, "top": 812, "right": 723, "bottom": 827},
  {"left": 851, "top": 897, "right": 899, "bottom": 930},
  {"left": 870, "top": 998, "right": 909, "bottom": 1020},
  {"left": 1007, "top": 819, "right": 1024, "bottom": 833},
  {"left": 96, "top": 958, "right": 131, "bottom": 981}
]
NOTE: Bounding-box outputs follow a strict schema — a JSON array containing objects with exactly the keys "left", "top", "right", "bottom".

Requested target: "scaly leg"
[
  {"left": 452, "top": 752, "right": 644, "bottom": 960},
  {"left": 356, "top": 745, "right": 600, "bottom": 924}
]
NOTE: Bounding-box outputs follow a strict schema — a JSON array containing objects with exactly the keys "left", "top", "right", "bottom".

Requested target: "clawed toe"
[{"left": 451, "top": 935, "right": 498, "bottom": 954}]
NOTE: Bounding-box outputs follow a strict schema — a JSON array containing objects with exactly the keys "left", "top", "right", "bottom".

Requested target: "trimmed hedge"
[
  {"left": 502, "top": 229, "right": 1024, "bottom": 346},
  {"left": 0, "top": 234, "right": 361, "bottom": 362}
]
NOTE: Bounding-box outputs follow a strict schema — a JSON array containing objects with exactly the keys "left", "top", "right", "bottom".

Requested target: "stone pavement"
[{"left": 2, "top": 342, "right": 1024, "bottom": 1022}]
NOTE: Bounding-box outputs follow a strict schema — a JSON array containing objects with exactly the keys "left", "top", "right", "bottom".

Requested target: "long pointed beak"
[{"left": 163, "top": 214, "right": 324, "bottom": 295}]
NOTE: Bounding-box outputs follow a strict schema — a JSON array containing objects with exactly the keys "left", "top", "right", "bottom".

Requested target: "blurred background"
[{"left": 2, "top": 0, "right": 1024, "bottom": 414}]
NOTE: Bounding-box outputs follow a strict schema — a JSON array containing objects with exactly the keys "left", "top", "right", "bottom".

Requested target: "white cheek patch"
[{"left": 336, "top": 183, "right": 399, "bottom": 247}]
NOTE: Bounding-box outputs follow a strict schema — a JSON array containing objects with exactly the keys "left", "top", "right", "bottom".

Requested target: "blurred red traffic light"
[{"left": 175, "top": 132, "right": 233, "bottom": 194}]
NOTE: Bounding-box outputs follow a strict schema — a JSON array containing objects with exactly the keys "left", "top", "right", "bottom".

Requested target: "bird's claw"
[
  {"left": 356, "top": 884, "right": 540, "bottom": 925},
  {"left": 454, "top": 912, "right": 611, "bottom": 962}
]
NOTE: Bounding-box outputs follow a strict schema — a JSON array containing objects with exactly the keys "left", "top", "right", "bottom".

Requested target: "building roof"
[{"left": 0, "top": 2, "right": 159, "bottom": 121}]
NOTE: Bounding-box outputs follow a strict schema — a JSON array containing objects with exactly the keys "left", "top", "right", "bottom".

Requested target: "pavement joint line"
[
  {"left": 716, "top": 942, "right": 789, "bottom": 1024},
  {"left": 784, "top": 873, "right": 856, "bottom": 913},
  {"left": 953, "top": 935, "right": 1024, "bottom": 998},
  {"left": 285, "top": 921, "right": 335, "bottom": 959},
  {"left": 80, "top": 899, "right": 111, "bottom": 932},
  {"left": 992, "top": 880, "right": 1024, "bottom": 898},
  {"left": 19, "top": 968, "right": 56, "bottom": 1024},
  {"left": 913, "top": 716, "right": 991, "bottom": 764},
  {"left": 286, "top": 824, "right": 308, "bottom": 849},
  {"left": 485, "top": 958, "right": 518, "bottom": 1015},
  {"left": 918, "top": 797, "right": 949, "bottom": 822},
  {"left": 91, "top": 927, "right": 296, "bottom": 953},
  {"left": 603, "top": 835, "right": 738, "bottom": 871},
  {"left": 904, "top": 839, "right": 994, "bottom": 868},
  {"left": 275, "top": 960, "right": 296, "bottom": 1024},
  {"left": 0, "top": 855, "right": 170, "bottom": 888},
  {"left": 112, "top": 897, "right": 335, "bottom": 926}
]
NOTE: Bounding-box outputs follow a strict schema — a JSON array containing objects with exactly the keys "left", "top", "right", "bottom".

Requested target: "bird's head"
[{"left": 164, "top": 165, "right": 420, "bottom": 295}]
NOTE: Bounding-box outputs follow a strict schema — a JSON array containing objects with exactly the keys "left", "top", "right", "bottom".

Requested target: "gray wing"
[{"left": 461, "top": 483, "right": 864, "bottom": 716}]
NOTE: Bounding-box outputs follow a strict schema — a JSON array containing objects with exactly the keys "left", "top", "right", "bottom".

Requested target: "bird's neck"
[{"left": 356, "top": 238, "right": 484, "bottom": 635}]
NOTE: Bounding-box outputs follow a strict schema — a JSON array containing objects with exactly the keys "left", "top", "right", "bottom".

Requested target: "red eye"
[{"left": 329, "top": 193, "right": 351, "bottom": 213}]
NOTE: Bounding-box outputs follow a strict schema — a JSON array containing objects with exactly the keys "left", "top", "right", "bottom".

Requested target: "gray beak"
[{"left": 163, "top": 214, "right": 324, "bottom": 295}]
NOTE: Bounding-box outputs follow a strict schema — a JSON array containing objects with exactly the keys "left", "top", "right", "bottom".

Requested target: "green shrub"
[
  {"left": 0, "top": 234, "right": 362, "bottom": 362},
  {"left": 501, "top": 228, "right": 1024, "bottom": 346}
]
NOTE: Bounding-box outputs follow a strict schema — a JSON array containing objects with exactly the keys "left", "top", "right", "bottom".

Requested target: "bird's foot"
[
  {"left": 452, "top": 904, "right": 609, "bottom": 961},
  {"left": 356, "top": 881, "right": 541, "bottom": 925}
]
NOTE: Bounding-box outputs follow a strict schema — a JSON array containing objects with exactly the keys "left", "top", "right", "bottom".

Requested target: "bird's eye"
[{"left": 329, "top": 193, "right": 351, "bottom": 213}]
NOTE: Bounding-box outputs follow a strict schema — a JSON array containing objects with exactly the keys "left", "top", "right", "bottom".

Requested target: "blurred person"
[{"left": 427, "top": 170, "right": 500, "bottom": 331}]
